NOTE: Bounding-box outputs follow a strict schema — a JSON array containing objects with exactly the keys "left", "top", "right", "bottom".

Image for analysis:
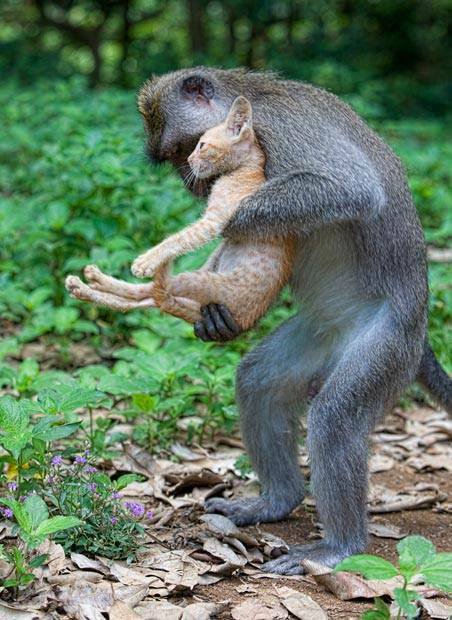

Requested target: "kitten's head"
[{"left": 187, "top": 96, "right": 255, "bottom": 179}]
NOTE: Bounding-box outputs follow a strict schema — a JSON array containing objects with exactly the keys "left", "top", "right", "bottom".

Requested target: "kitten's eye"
[{"left": 199, "top": 142, "right": 206, "bottom": 150}]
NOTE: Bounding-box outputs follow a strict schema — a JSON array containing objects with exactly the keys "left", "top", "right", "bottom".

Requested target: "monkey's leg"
[
  {"left": 65, "top": 276, "right": 157, "bottom": 311},
  {"left": 206, "top": 315, "right": 327, "bottom": 525},
  {"left": 83, "top": 265, "right": 155, "bottom": 300},
  {"left": 262, "top": 317, "right": 413, "bottom": 575}
]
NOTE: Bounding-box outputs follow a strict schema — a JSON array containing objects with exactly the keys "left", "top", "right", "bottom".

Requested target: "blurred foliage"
[
  {"left": 0, "top": 0, "right": 450, "bottom": 440},
  {"left": 0, "top": 0, "right": 451, "bottom": 117},
  {"left": 0, "top": 81, "right": 450, "bottom": 382}
]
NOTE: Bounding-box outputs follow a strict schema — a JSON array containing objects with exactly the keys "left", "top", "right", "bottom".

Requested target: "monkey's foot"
[
  {"left": 204, "top": 495, "right": 298, "bottom": 526},
  {"left": 262, "top": 541, "right": 359, "bottom": 576}
]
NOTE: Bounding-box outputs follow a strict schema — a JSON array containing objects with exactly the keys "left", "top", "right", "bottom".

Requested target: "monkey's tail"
[{"left": 416, "top": 340, "right": 452, "bottom": 415}]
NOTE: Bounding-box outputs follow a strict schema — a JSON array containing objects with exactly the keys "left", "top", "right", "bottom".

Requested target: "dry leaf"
[
  {"left": 109, "top": 562, "right": 149, "bottom": 586},
  {"left": 302, "top": 560, "right": 403, "bottom": 600},
  {"left": 407, "top": 453, "right": 452, "bottom": 472},
  {"left": 231, "top": 599, "right": 288, "bottom": 620},
  {"left": 0, "top": 604, "right": 43, "bottom": 620},
  {"left": 369, "top": 454, "right": 395, "bottom": 473},
  {"left": 54, "top": 581, "right": 114, "bottom": 616},
  {"left": 71, "top": 552, "right": 109, "bottom": 574},
  {"left": 368, "top": 521, "right": 406, "bottom": 539},
  {"left": 48, "top": 570, "right": 103, "bottom": 584},
  {"left": 201, "top": 513, "right": 258, "bottom": 546},
  {"left": 419, "top": 598, "right": 452, "bottom": 619},
  {"left": 135, "top": 601, "right": 182, "bottom": 619},
  {"left": 182, "top": 602, "right": 221, "bottom": 619},
  {"left": 203, "top": 537, "right": 247, "bottom": 567},
  {"left": 109, "top": 600, "right": 141, "bottom": 620},
  {"left": 277, "top": 586, "right": 328, "bottom": 619}
]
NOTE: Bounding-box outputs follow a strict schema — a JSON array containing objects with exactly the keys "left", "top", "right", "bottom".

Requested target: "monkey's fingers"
[{"left": 194, "top": 304, "right": 241, "bottom": 342}]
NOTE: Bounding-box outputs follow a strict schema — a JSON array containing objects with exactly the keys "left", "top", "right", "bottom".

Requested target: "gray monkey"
[{"left": 136, "top": 67, "right": 452, "bottom": 574}]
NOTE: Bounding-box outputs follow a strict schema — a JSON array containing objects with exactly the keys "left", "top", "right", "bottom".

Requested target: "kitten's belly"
[{"left": 215, "top": 240, "right": 286, "bottom": 274}]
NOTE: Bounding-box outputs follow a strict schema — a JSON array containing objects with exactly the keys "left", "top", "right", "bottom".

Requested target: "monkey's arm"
[{"left": 223, "top": 161, "right": 385, "bottom": 239}]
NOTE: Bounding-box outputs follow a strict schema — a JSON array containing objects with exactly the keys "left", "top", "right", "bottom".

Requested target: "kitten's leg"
[
  {"left": 159, "top": 295, "right": 201, "bottom": 323},
  {"left": 84, "top": 265, "right": 155, "bottom": 300},
  {"left": 167, "top": 267, "right": 278, "bottom": 331},
  {"left": 65, "top": 276, "right": 157, "bottom": 312},
  {"left": 132, "top": 214, "right": 227, "bottom": 278}
]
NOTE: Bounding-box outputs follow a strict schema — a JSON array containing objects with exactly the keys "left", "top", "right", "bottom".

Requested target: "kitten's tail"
[
  {"left": 152, "top": 261, "right": 171, "bottom": 306},
  {"left": 417, "top": 340, "right": 452, "bottom": 415}
]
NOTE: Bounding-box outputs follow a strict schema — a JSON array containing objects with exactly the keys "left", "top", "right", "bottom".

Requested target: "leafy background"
[
  {"left": 0, "top": 0, "right": 451, "bottom": 610},
  {"left": 0, "top": 0, "right": 451, "bottom": 445}
]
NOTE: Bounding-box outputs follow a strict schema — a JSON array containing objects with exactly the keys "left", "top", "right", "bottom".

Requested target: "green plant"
[
  {"left": 41, "top": 454, "right": 148, "bottom": 559},
  {"left": 335, "top": 535, "right": 452, "bottom": 619},
  {"left": 0, "top": 395, "right": 80, "bottom": 490},
  {"left": 0, "top": 494, "right": 81, "bottom": 597}
]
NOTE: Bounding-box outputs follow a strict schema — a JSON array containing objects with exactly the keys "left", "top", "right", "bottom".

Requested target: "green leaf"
[
  {"left": 393, "top": 588, "right": 418, "bottom": 620},
  {"left": 35, "top": 516, "right": 82, "bottom": 537},
  {"left": 0, "top": 498, "right": 32, "bottom": 533},
  {"left": 33, "top": 422, "right": 80, "bottom": 441},
  {"left": 115, "top": 474, "right": 142, "bottom": 490},
  {"left": 362, "top": 596, "right": 391, "bottom": 619},
  {"left": 335, "top": 554, "right": 399, "bottom": 580},
  {"left": 29, "top": 553, "right": 48, "bottom": 568},
  {"left": 420, "top": 553, "right": 452, "bottom": 592},
  {"left": 24, "top": 495, "right": 49, "bottom": 529},
  {"left": 397, "top": 535, "right": 436, "bottom": 580}
]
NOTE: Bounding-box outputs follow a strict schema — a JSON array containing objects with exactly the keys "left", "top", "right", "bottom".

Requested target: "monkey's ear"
[
  {"left": 226, "top": 96, "right": 253, "bottom": 137},
  {"left": 181, "top": 75, "right": 215, "bottom": 105}
]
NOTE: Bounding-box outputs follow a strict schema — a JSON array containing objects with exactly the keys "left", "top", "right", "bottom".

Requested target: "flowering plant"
[{"left": 40, "top": 452, "right": 151, "bottom": 559}]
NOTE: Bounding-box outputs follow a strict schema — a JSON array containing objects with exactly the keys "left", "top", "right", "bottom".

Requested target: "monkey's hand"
[
  {"left": 194, "top": 304, "right": 242, "bottom": 342},
  {"left": 131, "top": 247, "right": 171, "bottom": 278}
]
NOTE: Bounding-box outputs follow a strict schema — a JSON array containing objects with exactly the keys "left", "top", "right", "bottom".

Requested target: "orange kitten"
[{"left": 66, "top": 97, "right": 295, "bottom": 331}]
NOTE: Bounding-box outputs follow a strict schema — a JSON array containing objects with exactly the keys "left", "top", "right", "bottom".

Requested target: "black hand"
[{"left": 194, "top": 304, "right": 241, "bottom": 342}]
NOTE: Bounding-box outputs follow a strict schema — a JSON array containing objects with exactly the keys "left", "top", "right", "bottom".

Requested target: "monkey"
[{"left": 93, "top": 67, "right": 452, "bottom": 575}]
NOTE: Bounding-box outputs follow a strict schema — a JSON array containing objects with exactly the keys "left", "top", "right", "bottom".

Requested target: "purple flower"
[
  {"left": 7, "top": 482, "right": 17, "bottom": 492},
  {"left": 110, "top": 516, "right": 118, "bottom": 525},
  {"left": 51, "top": 455, "right": 64, "bottom": 466},
  {"left": 74, "top": 455, "right": 87, "bottom": 465},
  {"left": 46, "top": 475, "right": 56, "bottom": 485},
  {"left": 19, "top": 496, "right": 26, "bottom": 502},
  {"left": 86, "top": 483, "right": 97, "bottom": 492},
  {"left": 146, "top": 510, "right": 154, "bottom": 520},
  {"left": 111, "top": 491, "right": 122, "bottom": 500},
  {"left": 124, "top": 501, "right": 145, "bottom": 518},
  {"left": 84, "top": 449, "right": 91, "bottom": 456},
  {"left": 1, "top": 507, "right": 13, "bottom": 519},
  {"left": 84, "top": 465, "right": 97, "bottom": 474}
]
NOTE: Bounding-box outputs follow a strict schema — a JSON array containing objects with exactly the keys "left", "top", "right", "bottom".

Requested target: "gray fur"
[{"left": 138, "top": 67, "right": 451, "bottom": 574}]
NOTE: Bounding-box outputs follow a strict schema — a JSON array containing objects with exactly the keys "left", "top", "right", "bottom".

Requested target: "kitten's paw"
[
  {"left": 84, "top": 264, "right": 103, "bottom": 286},
  {"left": 205, "top": 495, "right": 297, "bottom": 526},
  {"left": 262, "top": 541, "right": 362, "bottom": 575},
  {"left": 65, "top": 275, "right": 90, "bottom": 301},
  {"left": 131, "top": 252, "right": 160, "bottom": 278}
]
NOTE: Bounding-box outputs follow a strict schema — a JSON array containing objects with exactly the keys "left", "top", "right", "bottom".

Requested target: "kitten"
[{"left": 66, "top": 97, "right": 295, "bottom": 331}]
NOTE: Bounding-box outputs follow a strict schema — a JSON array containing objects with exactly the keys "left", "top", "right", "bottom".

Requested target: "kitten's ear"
[
  {"left": 226, "top": 96, "right": 253, "bottom": 137},
  {"left": 181, "top": 75, "right": 215, "bottom": 105}
]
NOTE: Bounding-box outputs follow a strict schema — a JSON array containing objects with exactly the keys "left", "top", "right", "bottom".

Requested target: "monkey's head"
[
  {"left": 137, "top": 68, "right": 246, "bottom": 193},
  {"left": 187, "top": 96, "right": 256, "bottom": 180}
]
